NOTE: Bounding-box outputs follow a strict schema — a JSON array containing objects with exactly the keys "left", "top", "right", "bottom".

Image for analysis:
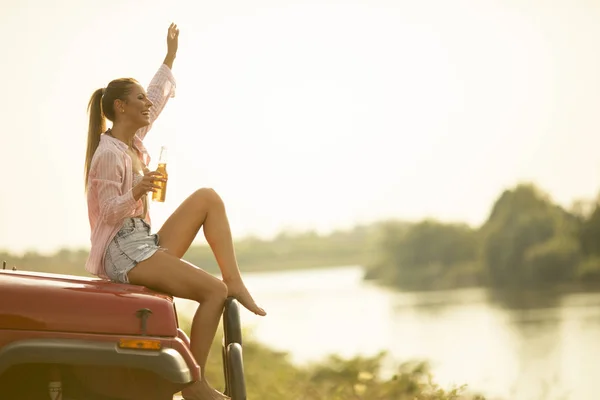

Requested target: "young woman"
[{"left": 84, "top": 23, "right": 266, "bottom": 400}]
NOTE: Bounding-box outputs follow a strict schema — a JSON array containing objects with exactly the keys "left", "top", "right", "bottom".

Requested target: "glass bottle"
[{"left": 152, "top": 146, "right": 168, "bottom": 202}]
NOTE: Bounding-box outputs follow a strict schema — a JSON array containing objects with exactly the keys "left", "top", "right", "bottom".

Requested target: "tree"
[
  {"left": 367, "top": 220, "right": 478, "bottom": 289},
  {"left": 480, "top": 183, "right": 581, "bottom": 287}
]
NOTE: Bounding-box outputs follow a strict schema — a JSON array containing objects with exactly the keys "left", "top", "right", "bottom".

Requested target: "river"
[{"left": 174, "top": 265, "right": 600, "bottom": 400}]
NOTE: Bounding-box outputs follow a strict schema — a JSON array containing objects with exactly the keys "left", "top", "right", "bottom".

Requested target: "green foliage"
[
  {"left": 300, "top": 354, "right": 481, "bottom": 400},
  {"left": 365, "top": 220, "right": 481, "bottom": 290},
  {"left": 185, "top": 225, "right": 380, "bottom": 274},
  {"left": 367, "top": 182, "right": 600, "bottom": 290},
  {"left": 523, "top": 235, "right": 581, "bottom": 284},
  {"left": 579, "top": 205, "right": 600, "bottom": 257},
  {"left": 363, "top": 221, "right": 411, "bottom": 282},
  {"left": 480, "top": 184, "right": 566, "bottom": 287},
  {"left": 575, "top": 255, "right": 600, "bottom": 281}
]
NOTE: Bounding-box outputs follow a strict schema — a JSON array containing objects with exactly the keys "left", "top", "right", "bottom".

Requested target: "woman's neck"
[{"left": 109, "top": 123, "right": 137, "bottom": 147}]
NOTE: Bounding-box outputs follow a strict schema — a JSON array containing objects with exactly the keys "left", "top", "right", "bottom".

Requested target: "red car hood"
[{"left": 0, "top": 270, "right": 179, "bottom": 337}]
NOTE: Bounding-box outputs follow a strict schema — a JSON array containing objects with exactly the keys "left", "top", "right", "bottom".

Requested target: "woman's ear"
[{"left": 114, "top": 99, "right": 125, "bottom": 113}]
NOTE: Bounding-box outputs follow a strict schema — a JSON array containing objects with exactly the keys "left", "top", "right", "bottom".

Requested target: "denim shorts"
[{"left": 104, "top": 218, "right": 162, "bottom": 284}]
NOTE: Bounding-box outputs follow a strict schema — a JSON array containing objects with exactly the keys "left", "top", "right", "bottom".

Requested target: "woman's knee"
[
  {"left": 193, "top": 187, "right": 223, "bottom": 208},
  {"left": 192, "top": 277, "right": 228, "bottom": 303}
]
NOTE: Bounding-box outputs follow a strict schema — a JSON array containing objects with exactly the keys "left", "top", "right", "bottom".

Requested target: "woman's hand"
[
  {"left": 164, "top": 23, "right": 179, "bottom": 69},
  {"left": 132, "top": 171, "right": 166, "bottom": 201},
  {"left": 167, "top": 23, "right": 179, "bottom": 55}
]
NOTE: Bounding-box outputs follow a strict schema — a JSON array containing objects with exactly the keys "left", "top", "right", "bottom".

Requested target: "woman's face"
[{"left": 119, "top": 83, "right": 154, "bottom": 128}]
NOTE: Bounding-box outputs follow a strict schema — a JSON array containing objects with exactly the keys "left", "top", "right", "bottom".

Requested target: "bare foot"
[
  {"left": 210, "top": 387, "right": 230, "bottom": 400},
  {"left": 204, "top": 378, "right": 230, "bottom": 400},
  {"left": 182, "top": 380, "right": 230, "bottom": 400},
  {"left": 224, "top": 278, "right": 267, "bottom": 316}
]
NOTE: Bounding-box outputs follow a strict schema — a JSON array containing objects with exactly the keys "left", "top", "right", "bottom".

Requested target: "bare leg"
[
  {"left": 126, "top": 251, "right": 229, "bottom": 400},
  {"left": 157, "top": 188, "right": 266, "bottom": 316}
]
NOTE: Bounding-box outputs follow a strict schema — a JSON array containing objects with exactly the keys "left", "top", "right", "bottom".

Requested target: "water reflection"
[
  {"left": 487, "top": 287, "right": 563, "bottom": 310},
  {"left": 506, "top": 312, "right": 563, "bottom": 399},
  {"left": 389, "top": 287, "right": 489, "bottom": 315},
  {"left": 386, "top": 285, "right": 600, "bottom": 399}
]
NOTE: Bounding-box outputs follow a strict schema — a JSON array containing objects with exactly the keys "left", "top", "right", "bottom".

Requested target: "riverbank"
[{"left": 182, "top": 319, "right": 485, "bottom": 400}]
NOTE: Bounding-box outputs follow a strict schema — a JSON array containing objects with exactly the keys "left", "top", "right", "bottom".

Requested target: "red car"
[{"left": 0, "top": 261, "right": 247, "bottom": 400}]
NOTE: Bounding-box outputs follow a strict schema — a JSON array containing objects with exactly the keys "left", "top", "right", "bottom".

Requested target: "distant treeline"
[
  {"left": 365, "top": 183, "right": 600, "bottom": 291},
  {"left": 0, "top": 224, "right": 379, "bottom": 277},
  {"left": 4, "top": 182, "right": 600, "bottom": 294}
]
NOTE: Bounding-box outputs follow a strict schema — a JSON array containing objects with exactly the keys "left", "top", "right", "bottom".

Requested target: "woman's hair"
[{"left": 84, "top": 78, "right": 139, "bottom": 191}]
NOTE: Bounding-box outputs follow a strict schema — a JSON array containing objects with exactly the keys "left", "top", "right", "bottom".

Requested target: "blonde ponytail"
[{"left": 84, "top": 88, "right": 106, "bottom": 191}]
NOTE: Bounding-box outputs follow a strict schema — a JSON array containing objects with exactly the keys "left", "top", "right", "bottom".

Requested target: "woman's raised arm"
[{"left": 136, "top": 23, "right": 179, "bottom": 141}]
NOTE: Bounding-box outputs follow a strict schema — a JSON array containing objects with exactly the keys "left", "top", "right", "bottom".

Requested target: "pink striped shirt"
[{"left": 85, "top": 64, "right": 176, "bottom": 278}]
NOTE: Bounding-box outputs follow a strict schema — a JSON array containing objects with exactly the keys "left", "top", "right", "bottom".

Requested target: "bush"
[{"left": 523, "top": 235, "right": 581, "bottom": 284}]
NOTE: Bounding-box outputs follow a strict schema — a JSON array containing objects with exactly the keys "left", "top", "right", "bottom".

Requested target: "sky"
[{"left": 1, "top": 0, "right": 600, "bottom": 254}]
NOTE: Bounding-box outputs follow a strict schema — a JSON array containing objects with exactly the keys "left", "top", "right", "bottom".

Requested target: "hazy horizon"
[{"left": 2, "top": 0, "right": 600, "bottom": 255}]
